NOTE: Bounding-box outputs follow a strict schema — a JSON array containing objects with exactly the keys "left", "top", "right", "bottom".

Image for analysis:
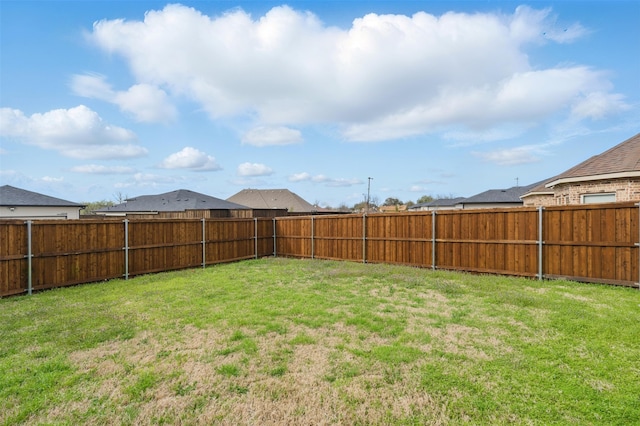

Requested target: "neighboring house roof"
[
  {"left": 0, "top": 185, "right": 84, "bottom": 207},
  {"left": 544, "top": 132, "right": 640, "bottom": 188},
  {"left": 409, "top": 197, "right": 465, "bottom": 210},
  {"left": 520, "top": 176, "right": 558, "bottom": 199},
  {"left": 462, "top": 182, "right": 541, "bottom": 205},
  {"left": 97, "top": 189, "right": 249, "bottom": 213},
  {"left": 227, "top": 189, "right": 316, "bottom": 212}
]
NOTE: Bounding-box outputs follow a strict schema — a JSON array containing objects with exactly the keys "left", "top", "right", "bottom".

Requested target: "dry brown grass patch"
[
  {"left": 59, "top": 320, "right": 461, "bottom": 425},
  {"left": 426, "top": 324, "right": 504, "bottom": 361}
]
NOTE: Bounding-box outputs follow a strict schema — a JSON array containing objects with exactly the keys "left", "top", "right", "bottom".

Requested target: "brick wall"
[
  {"left": 553, "top": 178, "right": 640, "bottom": 205},
  {"left": 522, "top": 194, "right": 554, "bottom": 207},
  {"left": 522, "top": 178, "right": 640, "bottom": 207}
]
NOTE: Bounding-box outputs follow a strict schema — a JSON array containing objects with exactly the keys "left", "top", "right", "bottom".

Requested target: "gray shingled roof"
[
  {"left": 97, "top": 189, "right": 249, "bottom": 213},
  {"left": 227, "top": 189, "right": 315, "bottom": 212},
  {"left": 410, "top": 197, "right": 466, "bottom": 209},
  {"left": 463, "top": 181, "right": 541, "bottom": 204},
  {"left": 0, "top": 185, "right": 84, "bottom": 207}
]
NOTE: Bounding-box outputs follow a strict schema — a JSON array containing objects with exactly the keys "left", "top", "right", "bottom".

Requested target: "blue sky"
[{"left": 1, "top": 0, "right": 639, "bottom": 207}]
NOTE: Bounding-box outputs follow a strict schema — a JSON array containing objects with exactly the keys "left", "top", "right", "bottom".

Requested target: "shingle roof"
[
  {"left": 410, "top": 197, "right": 465, "bottom": 209},
  {"left": 520, "top": 177, "right": 557, "bottom": 197},
  {"left": 545, "top": 132, "right": 640, "bottom": 187},
  {"left": 97, "top": 189, "right": 249, "bottom": 212},
  {"left": 463, "top": 181, "right": 541, "bottom": 204},
  {"left": 0, "top": 185, "right": 83, "bottom": 207},
  {"left": 227, "top": 189, "right": 315, "bottom": 212}
]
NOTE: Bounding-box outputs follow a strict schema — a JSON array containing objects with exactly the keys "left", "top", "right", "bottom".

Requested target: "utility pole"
[{"left": 366, "top": 177, "right": 373, "bottom": 212}]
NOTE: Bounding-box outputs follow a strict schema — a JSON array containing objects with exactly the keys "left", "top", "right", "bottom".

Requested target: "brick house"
[{"left": 522, "top": 133, "right": 640, "bottom": 206}]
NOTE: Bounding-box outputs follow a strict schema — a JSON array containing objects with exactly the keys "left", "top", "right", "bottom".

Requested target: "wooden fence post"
[
  {"left": 273, "top": 217, "right": 277, "bottom": 257},
  {"left": 26, "top": 220, "right": 32, "bottom": 295},
  {"left": 538, "top": 206, "right": 544, "bottom": 281},
  {"left": 254, "top": 218, "right": 258, "bottom": 259},
  {"left": 123, "top": 219, "right": 129, "bottom": 280},
  {"left": 431, "top": 211, "right": 436, "bottom": 270},
  {"left": 637, "top": 203, "right": 640, "bottom": 289},
  {"left": 201, "top": 218, "right": 206, "bottom": 268},
  {"left": 362, "top": 213, "right": 367, "bottom": 264},
  {"left": 311, "top": 216, "right": 315, "bottom": 259}
]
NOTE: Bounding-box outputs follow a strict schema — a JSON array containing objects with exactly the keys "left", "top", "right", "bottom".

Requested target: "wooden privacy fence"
[
  {"left": 276, "top": 202, "right": 639, "bottom": 288},
  {"left": 1, "top": 202, "right": 638, "bottom": 296},
  {"left": 0, "top": 218, "right": 275, "bottom": 297}
]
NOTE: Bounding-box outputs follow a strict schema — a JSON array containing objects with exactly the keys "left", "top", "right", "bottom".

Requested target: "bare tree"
[{"left": 113, "top": 191, "right": 128, "bottom": 204}]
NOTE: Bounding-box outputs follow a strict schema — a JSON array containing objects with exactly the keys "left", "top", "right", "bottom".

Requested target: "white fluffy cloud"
[
  {"left": 288, "top": 172, "right": 311, "bottom": 182},
  {"left": 42, "top": 176, "right": 64, "bottom": 183},
  {"left": 159, "top": 147, "right": 221, "bottom": 171},
  {"left": 87, "top": 4, "right": 625, "bottom": 141},
  {"left": 71, "top": 74, "right": 177, "bottom": 123},
  {"left": 570, "top": 92, "right": 630, "bottom": 120},
  {"left": 473, "top": 144, "right": 549, "bottom": 166},
  {"left": 237, "top": 162, "right": 274, "bottom": 177},
  {"left": 242, "top": 126, "right": 302, "bottom": 146},
  {"left": 70, "top": 164, "right": 136, "bottom": 174},
  {"left": 114, "top": 172, "right": 188, "bottom": 189},
  {"left": 0, "top": 105, "right": 147, "bottom": 159},
  {"left": 288, "top": 172, "right": 361, "bottom": 187}
]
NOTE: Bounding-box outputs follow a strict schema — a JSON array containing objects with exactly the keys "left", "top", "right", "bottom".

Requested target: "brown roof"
[
  {"left": 521, "top": 133, "right": 640, "bottom": 199},
  {"left": 227, "top": 189, "right": 315, "bottom": 212},
  {"left": 545, "top": 133, "right": 640, "bottom": 186},
  {"left": 521, "top": 176, "right": 558, "bottom": 197}
]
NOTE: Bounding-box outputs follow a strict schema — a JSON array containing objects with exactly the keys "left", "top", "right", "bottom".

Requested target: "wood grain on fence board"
[
  {"left": 543, "top": 204, "right": 637, "bottom": 285},
  {"left": 29, "top": 221, "right": 124, "bottom": 291}
]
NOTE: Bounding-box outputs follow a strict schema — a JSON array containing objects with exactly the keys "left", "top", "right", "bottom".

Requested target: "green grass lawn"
[{"left": 1, "top": 257, "right": 639, "bottom": 425}]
